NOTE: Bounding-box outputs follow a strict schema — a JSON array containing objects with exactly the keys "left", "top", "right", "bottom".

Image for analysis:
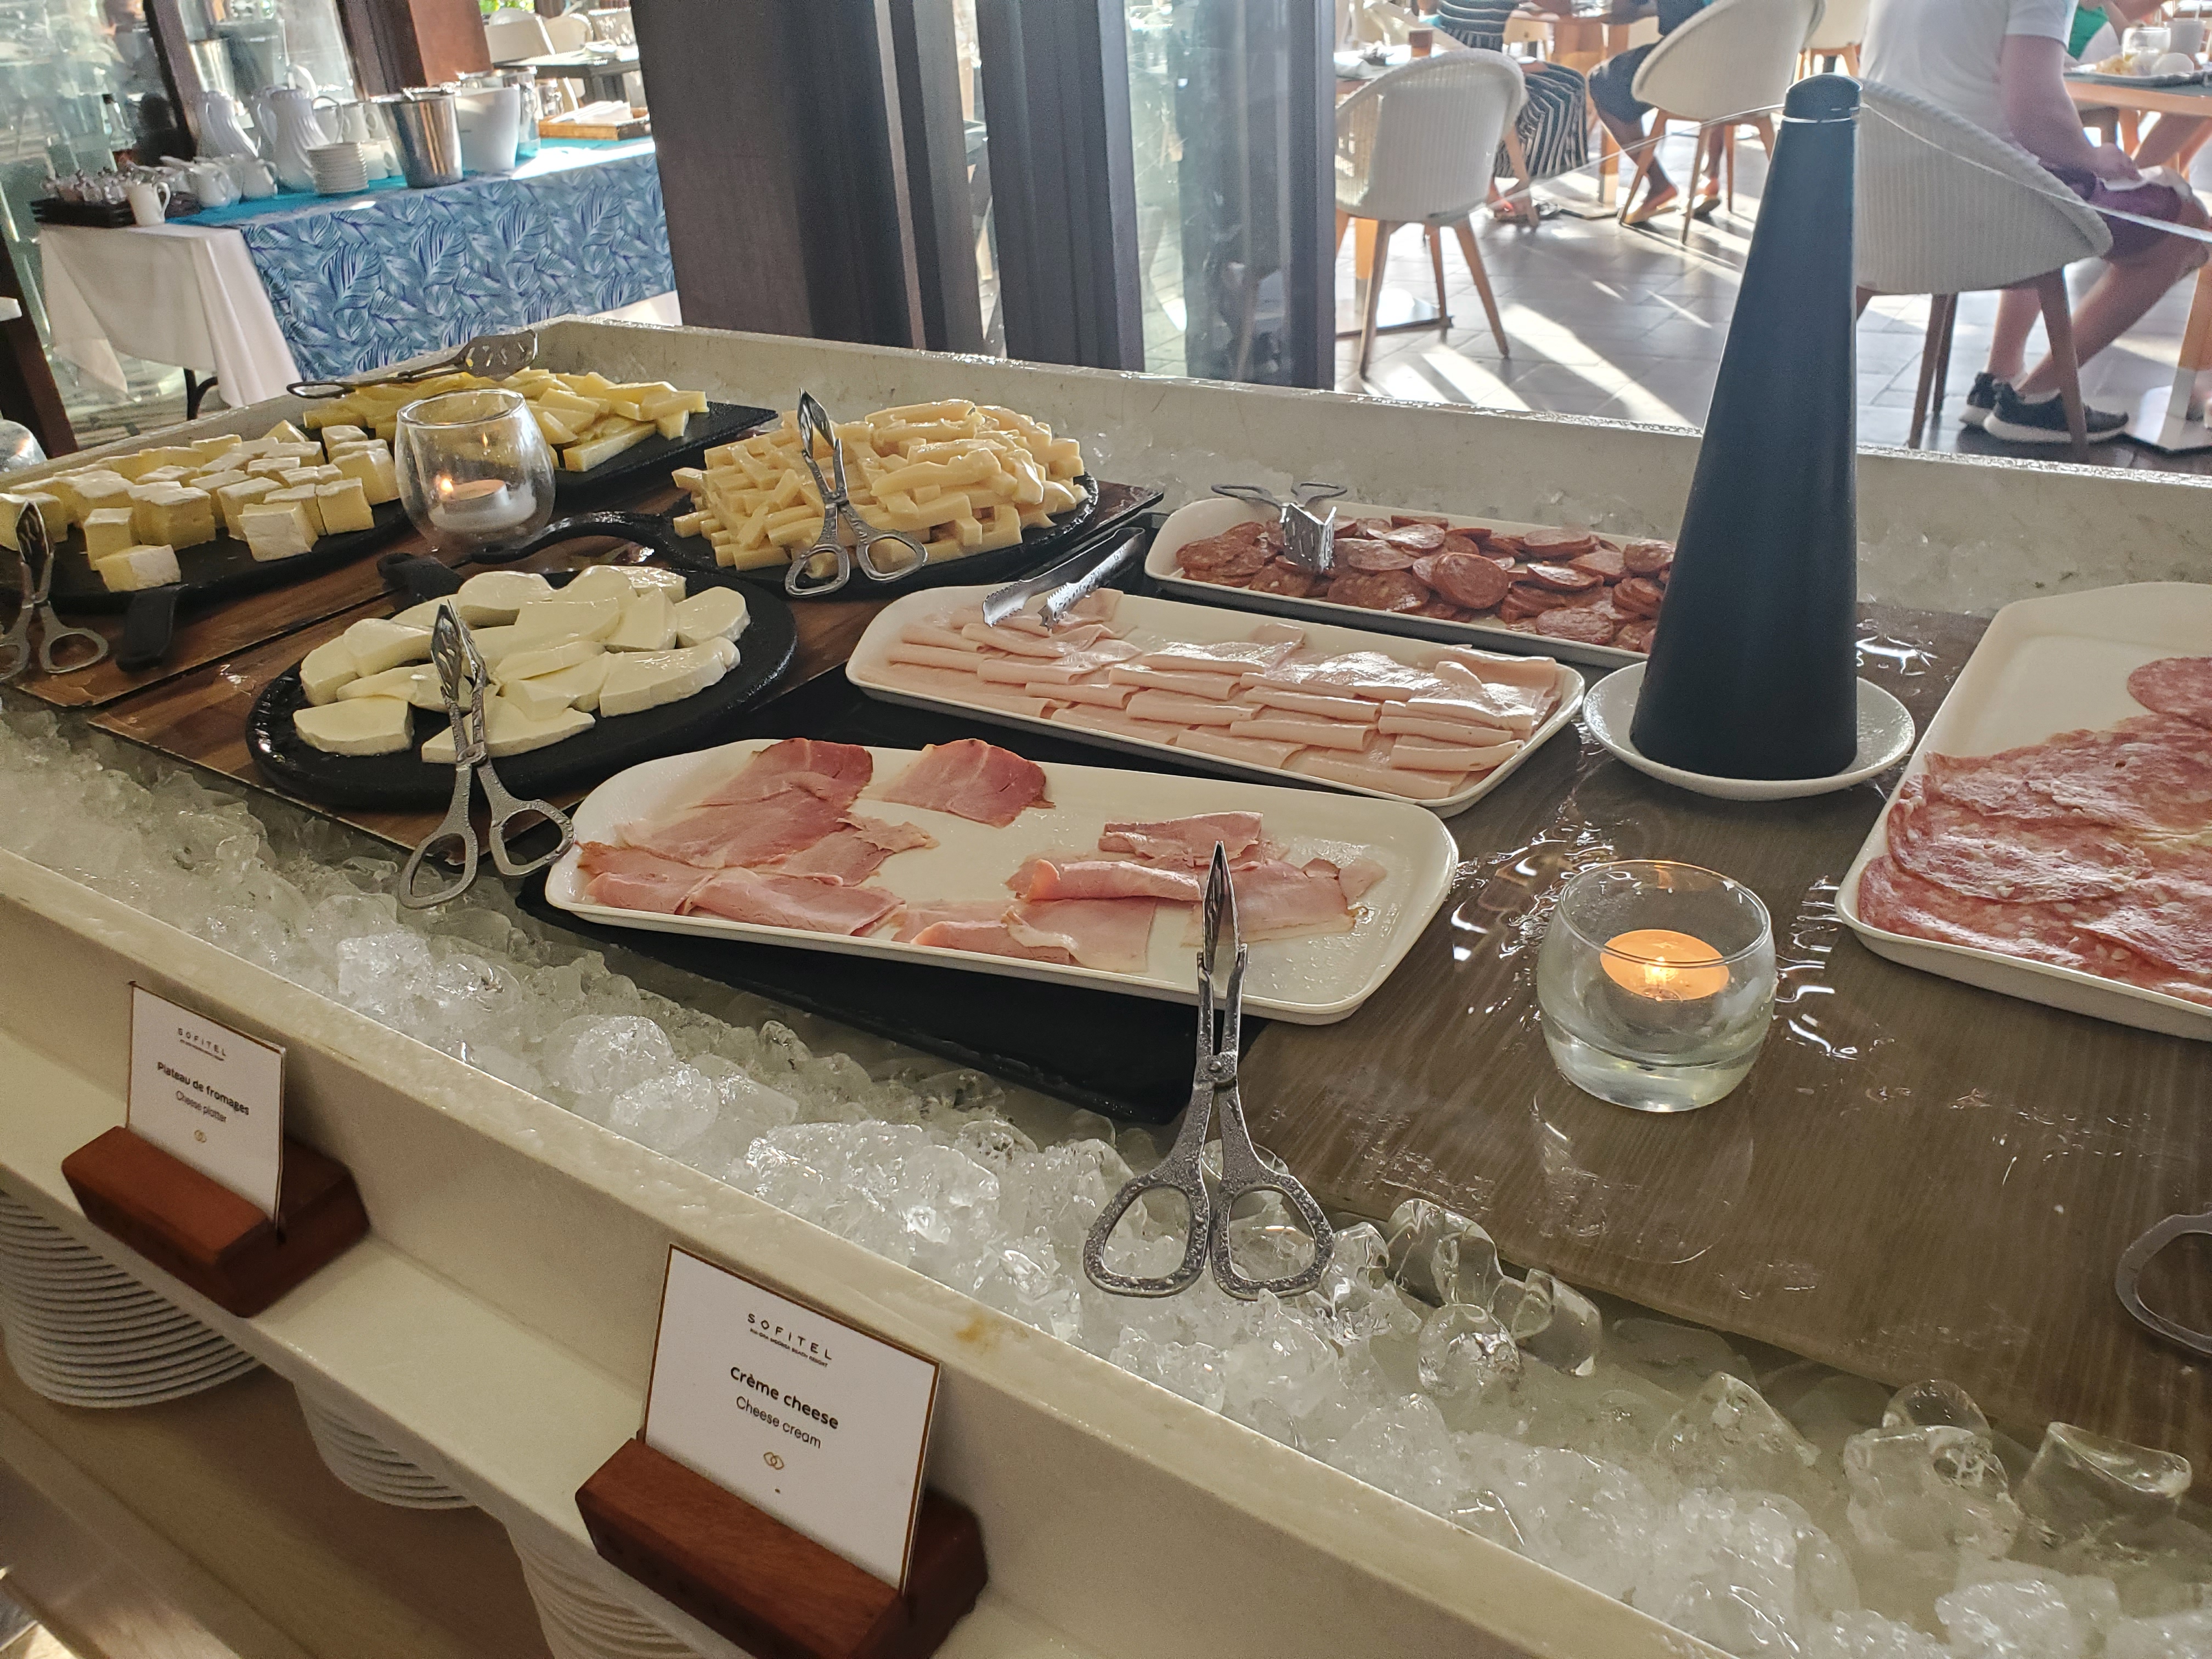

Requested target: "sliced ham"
[
  {"left": 1137, "top": 641, "right": 1299, "bottom": 674},
  {"left": 1007, "top": 898, "right": 1159, "bottom": 973},
  {"left": 1239, "top": 686, "right": 1381, "bottom": 722},
  {"left": 1025, "top": 859, "right": 1205, "bottom": 903},
  {"left": 1431, "top": 646, "right": 1561, "bottom": 693},
  {"left": 960, "top": 624, "right": 1076, "bottom": 659},
  {"left": 910, "top": 919, "right": 1077, "bottom": 963},
  {"left": 895, "top": 899, "right": 1012, "bottom": 941},
  {"left": 771, "top": 815, "right": 937, "bottom": 883},
  {"left": 1289, "top": 751, "right": 1463, "bottom": 800},
  {"left": 898, "top": 624, "right": 979, "bottom": 652},
  {"left": 1391, "top": 733, "right": 1522, "bottom": 772},
  {"left": 578, "top": 843, "right": 714, "bottom": 914},
  {"left": 977, "top": 644, "right": 1137, "bottom": 685},
  {"left": 1052, "top": 680, "right": 1138, "bottom": 708},
  {"left": 1173, "top": 727, "right": 1303, "bottom": 769},
  {"left": 1051, "top": 704, "right": 1184, "bottom": 744},
  {"left": 1099, "top": 812, "right": 1268, "bottom": 864},
  {"left": 1378, "top": 708, "right": 1518, "bottom": 745},
  {"left": 1181, "top": 858, "right": 1356, "bottom": 943},
  {"left": 1338, "top": 855, "right": 1387, "bottom": 902},
  {"left": 1238, "top": 714, "right": 1374, "bottom": 751},
  {"left": 888, "top": 642, "right": 989, "bottom": 674},
  {"left": 686, "top": 866, "right": 905, "bottom": 935},
  {"left": 1108, "top": 664, "right": 1244, "bottom": 699},
  {"left": 619, "top": 793, "right": 849, "bottom": 868},
  {"left": 1125, "top": 689, "right": 1254, "bottom": 726},
  {"left": 1251, "top": 623, "right": 1307, "bottom": 646},
  {"left": 698, "top": 738, "right": 872, "bottom": 811},
  {"left": 879, "top": 738, "right": 1051, "bottom": 826}
]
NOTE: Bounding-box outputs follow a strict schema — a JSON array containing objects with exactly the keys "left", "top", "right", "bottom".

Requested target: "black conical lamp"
[{"left": 1630, "top": 75, "right": 1861, "bottom": 781}]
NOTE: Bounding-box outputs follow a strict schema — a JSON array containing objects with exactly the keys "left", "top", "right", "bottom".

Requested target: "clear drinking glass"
[
  {"left": 1536, "top": 861, "right": 1778, "bottom": 1113},
  {"left": 395, "top": 388, "right": 556, "bottom": 557}
]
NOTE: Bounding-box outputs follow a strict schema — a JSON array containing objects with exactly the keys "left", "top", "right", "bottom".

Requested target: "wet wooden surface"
[{"left": 1239, "top": 603, "right": 2212, "bottom": 1477}]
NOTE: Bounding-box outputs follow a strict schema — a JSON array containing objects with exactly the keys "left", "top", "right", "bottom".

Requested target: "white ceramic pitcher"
[{"left": 251, "top": 86, "right": 332, "bottom": 193}]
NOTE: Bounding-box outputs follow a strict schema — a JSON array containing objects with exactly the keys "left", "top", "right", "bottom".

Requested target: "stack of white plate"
[
  {"left": 0, "top": 1189, "right": 257, "bottom": 1409},
  {"left": 512, "top": 1533, "right": 704, "bottom": 1659},
  {"left": 297, "top": 1387, "right": 473, "bottom": 1510},
  {"left": 308, "top": 142, "right": 368, "bottom": 194}
]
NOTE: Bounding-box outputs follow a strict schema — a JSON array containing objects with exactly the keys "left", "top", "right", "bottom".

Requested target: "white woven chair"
[
  {"left": 1855, "top": 80, "right": 2112, "bottom": 455},
  {"left": 1627, "top": 0, "right": 1825, "bottom": 242},
  {"left": 1799, "top": 0, "right": 1869, "bottom": 75},
  {"left": 1336, "top": 50, "right": 1527, "bottom": 378}
]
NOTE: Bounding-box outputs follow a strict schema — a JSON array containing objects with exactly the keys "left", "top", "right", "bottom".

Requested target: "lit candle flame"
[{"left": 1600, "top": 929, "right": 1729, "bottom": 1001}]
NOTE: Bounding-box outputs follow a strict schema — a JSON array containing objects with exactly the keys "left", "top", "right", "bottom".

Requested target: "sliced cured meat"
[
  {"left": 1172, "top": 727, "right": 1304, "bottom": 769},
  {"left": 1425, "top": 551, "right": 1512, "bottom": 611},
  {"left": 1253, "top": 652, "right": 1437, "bottom": 699},
  {"left": 1519, "top": 527, "right": 1599, "bottom": 556},
  {"left": 1241, "top": 686, "right": 1382, "bottom": 721},
  {"left": 1338, "top": 855, "right": 1387, "bottom": 902},
  {"left": 960, "top": 623, "right": 1080, "bottom": 659},
  {"left": 1534, "top": 606, "right": 1618, "bottom": 645},
  {"left": 1007, "top": 898, "right": 1160, "bottom": 973},
  {"left": 1390, "top": 733, "right": 1522, "bottom": 772},
  {"left": 1926, "top": 718, "right": 2212, "bottom": 835},
  {"left": 1179, "top": 538, "right": 1274, "bottom": 579},
  {"left": 1335, "top": 538, "right": 1425, "bottom": 572},
  {"left": 1327, "top": 569, "right": 1430, "bottom": 613},
  {"left": 1884, "top": 783, "right": 2145, "bottom": 902},
  {"left": 977, "top": 644, "right": 1137, "bottom": 685},
  {"left": 1571, "top": 546, "right": 1626, "bottom": 580},
  {"left": 1432, "top": 647, "right": 1561, "bottom": 693},
  {"left": 698, "top": 738, "right": 872, "bottom": 811},
  {"left": 880, "top": 738, "right": 1051, "bottom": 826},
  {"left": 686, "top": 866, "right": 905, "bottom": 936},
  {"left": 578, "top": 843, "right": 713, "bottom": 914},
  {"left": 899, "top": 624, "right": 980, "bottom": 652},
  {"left": 1238, "top": 714, "right": 1375, "bottom": 750},
  {"left": 1193, "top": 858, "right": 1357, "bottom": 942},
  {"left": 771, "top": 815, "right": 938, "bottom": 884},
  {"left": 894, "top": 900, "right": 1009, "bottom": 941},
  {"left": 1412, "top": 599, "right": 1468, "bottom": 620},
  {"left": 1438, "top": 531, "right": 1490, "bottom": 557},
  {"left": 1109, "top": 664, "right": 1243, "bottom": 699},
  {"left": 1052, "top": 679, "right": 1138, "bottom": 708},
  {"left": 1251, "top": 622, "right": 1307, "bottom": 646},
  {"left": 2128, "top": 656, "right": 2212, "bottom": 729},
  {"left": 619, "top": 792, "right": 849, "bottom": 869},
  {"left": 1616, "top": 620, "right": 1657, "bottom": 653},
  {"left": 1025, "top": 859, "right": 1205, "bottom": 903},
  {"left": 1141, "top": 640, "right": 1301, "bottom": 674},
  {"left": 1051, "top": 703, "right": 1184, "bottom": 744},
  {"left": 1378, "top": 709, "right": 1517, "bottom": 745},
  {"left": 1852, "top": 857, "right": 2093, "bottom": 973},
  {"left": 2076, "top": 894, "right": 2212, "bottom": 979},
  {"left": 1248, "top": 561, "right": 1321, "bottom": 596},
  {"left": 910, "top": 919, "right": 1077, "bottom": 964},
  {"left": 1124, "top": 689, "right": 1255, "bottom": 726},
  {"left": 1522, "top": 562, "right": 1602, "bottom": 593},
  {"left": 1101, "top": 811, "right": 1268, "bottom": 864},
  {"left": 1621, "top": 539, "right": 1675, "bottom": 575},
  {"left": 889, "top": 642, "right": 990, "bottom": 674},
  {"left": 1499, "top": 584, "right": 1568, "bottom": 619},
  {"left": 1288, "top": 751, "right": 1462, "bottom": 799},
  {"left": 1346, "top": 517, "right": 1398, "bottom": 539},
  {"left": 1613, "top": 577, "right": 1666, "bottom": 618},
  {"left": 1377, "top": 522, "right": 1447, "bottom": 552}
]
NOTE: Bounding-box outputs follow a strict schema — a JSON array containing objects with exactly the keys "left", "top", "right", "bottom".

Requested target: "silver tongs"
[
  {"left": 1211, "top": 479, "right": 1345, "bottom": 577},
  {"left": 1084, "top": 844, "right": 1336, "bottom": 1300},
  {"left": 289, "top": 329, "right": 539, "bottom": 400},
  {"left": 398, "top": 607, "right": 575, "bottom": 909},
  {"left": 1, "top": 499, "right": 108, "bottom": 684},
  {"left": 980, "top": 526, "right": 1146, "bottom": 628},
  {"left": 785, "top": 391, "right": 930, "bottom": 598}
]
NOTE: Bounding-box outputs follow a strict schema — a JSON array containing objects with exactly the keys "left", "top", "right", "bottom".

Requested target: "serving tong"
[
  {"left": 1084, "top": 844, "right": 1336, "bottom": 1300},
  {"left": 398, "top": 607, "right": 575, "bottom": 909},
  {"left": 1211, "top": 479, "right": 1345, "bottom": 577},
  {"left": 1, "top": 500, "right": 108, "bottom": 684},
  {"left": 785, "top": 392, "right": 930, "bottom": 598},
  {"left": 289, "top": 329, "right": 539, "bottom": 400},
  {"left": 980, "top": 526, "right": 1147, "bottom": 628},
  {"left": 2117, "top": 1204, "right": 2212, "bottom": 1359}
]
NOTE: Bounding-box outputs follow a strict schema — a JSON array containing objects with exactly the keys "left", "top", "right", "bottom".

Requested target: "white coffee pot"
[{"left": 250, "top": 86, "right": 332, "bottom": 193}]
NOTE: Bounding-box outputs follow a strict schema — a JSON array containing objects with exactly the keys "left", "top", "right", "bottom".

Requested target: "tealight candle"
[
  {"left": 1599, "top": 929, "right": 1731, "bottom": 1002},
  {"left": 429, "top": 475, "right": 529, "bottom": 532}
]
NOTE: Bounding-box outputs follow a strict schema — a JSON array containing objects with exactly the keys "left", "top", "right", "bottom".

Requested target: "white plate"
[
  {"left": 1145, "top": 496, "right": 1650, "bottom": 669},
  {"left": 846, "top": 585, "right": 1585, "bottom": 819},
  {"left": 545, "top": 738, "right": 1459, "bottom": 1024},
  {"left": 1582, "top": 664, "right": 1916, "bottom": 800},
  {"left": 1837, "top": 582, "right": 2212, "bottom": 1041}
]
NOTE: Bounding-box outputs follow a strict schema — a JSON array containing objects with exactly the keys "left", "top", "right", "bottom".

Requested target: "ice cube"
[
  {"left": 2017, "top": 1424, "right": 2192, "bottom": 1548},
  {"left": 1934, "top": 1577, "right": 2095, "bottom": 1659},
  {"left": 1490, "top": 1269, "right": 1602, "bottom": 1375},
  {"left": 1658, "top": 1373, "right": 1822, "bottom": 1498},
  {"left": 1324, "top": 1393, "right": 1463, "bottom": 1516},
  {"left": 1884, "top": 1378, "right": 1993, "bottom": 1438},
  {"left": 1610, "top": 1317, "right": 1756, "bottom": 1396},
  {"left": 1417, "top": 1301, "right": 1523, "bottom": 1400},
  {"left": 1384, "top": 1197, "right": 1501, "bottom": 1307},
  {"left": 1311, "top": 1222, "right": 1421, "bottom": 1343},
  {"left": 1843, "top": 1424, "right": 2022, "bottom": 1558},
  {"left": 606, "top": 1065, "right": 721, "bottom": 1155},
  {"left": 1805, "top": 1611, "right": 1949, "bottom": 1658},
  {"left": 2104, "top": 1607, "right": 2212, "bottom": 1659}
]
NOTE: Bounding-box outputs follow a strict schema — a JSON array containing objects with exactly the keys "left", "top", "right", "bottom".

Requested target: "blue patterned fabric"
[{"left": 202, "top": 142, "right": 672, "bottom": 383}]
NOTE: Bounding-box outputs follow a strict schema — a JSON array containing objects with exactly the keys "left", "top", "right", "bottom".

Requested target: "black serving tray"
[
  {"left": 245, "top": 567, "right": 797, "bottom": 809},
  {"left": 550, "top": 399, "right": 775, "bottom": 505}
]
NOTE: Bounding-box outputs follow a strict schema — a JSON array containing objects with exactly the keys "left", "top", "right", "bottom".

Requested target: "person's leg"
[
  {"left": 2132, "top": 115, "right": 2209, "bottom": 173},
  {"left": 2016, "top": 200, "right": 2212, "bottom": 396},
  {"left": 1986, "top": 287, "right": 2042, "bottom": 380}
]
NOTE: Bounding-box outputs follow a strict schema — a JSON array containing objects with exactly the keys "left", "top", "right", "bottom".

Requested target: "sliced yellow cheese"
[
  {"left": 295, "top": 695, "right": 412, "bottom": 756},
  {"left": 93, "top": 544, "right": 180, "bottom": 591}
]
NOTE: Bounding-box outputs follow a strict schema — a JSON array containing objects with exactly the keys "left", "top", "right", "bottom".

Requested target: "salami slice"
[
  {"left": 1499, "top": 583, "right": 1567, "bottom": 620},
  {"left": 1615, "top": 620, "right": 1656, "bottom": 653},
  {"left": 2127, "top": 656, "right": 2212, "bottom": 730},
  {"left": 1246, "top": 560, "right": 1321, "bottom": 597},
  {"left": 1522, "top": 562, "right": 1602, "bottom": 593},
  {"left": 1348, "top": 517, "right": 1398, "bottom": 539},
  {"left": 1571, "top": 545, "right": 1627, "bottom": 580},
  {"left": 1613, "top": 577, "right": 1666, "bottom": 618},
  {"left": 1425, "top": 551, "right": 1512, "bottom": 611},
  {"left": 1378, "top": 522, "right": 1447, "bottom": 553},
  {"left": 1335, "top": 537, "right": 1425, "bottom": 572},
  {"left": 1438, "top": 531, "right": 1490, "bottom": 557},
  {"left": 1534, "top": 606, "right": 1618, "bottom": 645},
  {"left": 1884, "top": 783, "right": 2147, "bottom": 902},
  {"left": 1925, "top": 717, "right": 2212, "bottom": 836},
  {"left": 1853, "top": 858, "right": 2095, "bottom": 973},
  {"left": 1326, "top": 569, "right": 1430, "bottom": 613},
  {"left": 1412, "top": 598, "right": 1469, "bottom": 619},
  {"left": 1180, "top": 538, "right": 1274, "bottom": 579},
  {"left": 1622, "top": 539, "right": 1675, "bottom": 575},
  {"left": 1520, "top": 527, "right": 1599, "bottom": 556}
]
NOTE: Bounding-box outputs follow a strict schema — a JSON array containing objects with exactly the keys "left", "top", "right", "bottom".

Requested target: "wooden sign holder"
[
  {"left": 576, "top": 1437, "right": 987, "bottom": 1659},
  {"left": 60, "top": 1126, "right": 369, "bottom": 1318}
]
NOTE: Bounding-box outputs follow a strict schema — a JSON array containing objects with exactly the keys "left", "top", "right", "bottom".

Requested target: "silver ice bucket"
[{"left": 374, "top": 89, "right": 464, "bottom": 188}]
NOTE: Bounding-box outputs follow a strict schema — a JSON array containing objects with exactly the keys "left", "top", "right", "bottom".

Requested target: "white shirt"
[{"left": 1862, "top": 0, "right": 2074, "bottom": 143}]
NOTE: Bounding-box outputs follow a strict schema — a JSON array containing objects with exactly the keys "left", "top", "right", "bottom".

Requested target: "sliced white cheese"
[
  {"left": 560, "top": 564, "right": 637, "bottom": 606},
  {"left": 623, "top": 566, "right": 688, "bottom": 600},
  {"left": 453, "top": 569, "right": 554, "bottom": 625},
  {"left": 467, "top": 624, "right": 526, "bottom": 668},
  {"left": 670, "top": 585, "right": 751, "bottom": 648},
  {"left": 492, "top": 636, "right": 604, "bottom": 685},
  {"left": 299, "top": 637, "right": 360, "bottom": 706},
  {"left": 513, "top": 653, "right": 610, "bottom": 712},
  {"left": 338, "top": 662, "right": 449, "bottom": 710},
  {"left": 599, "top": 642, "right": 733, "bottom": 718},
  {"left": 421, "top": 697, "right": 592, "bottom": 762},
  {"left": 512, "top": 594, "right": 621, "bottom": 642},
  {"left": 294, "top": 696, "right": 411, "bottom": 755},
  {"left": 94, "top": 544, "right": 181, "bottom": 592},
  {"left": 343, "top": 617, "right": 433, "bottom": 675},
  {"left": 501, "top": 674, "right": 582, "bottom": 721},
  {"left": 389, "top": 596, "right": 462, "bottom": 631},
  {"left": 606, "top": 590, "right": 675, "bottom": 652}
]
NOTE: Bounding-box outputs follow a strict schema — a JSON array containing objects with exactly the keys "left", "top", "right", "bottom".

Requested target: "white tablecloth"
[{"left": 39, "top": 222, "right": 302, "bottom": 405}]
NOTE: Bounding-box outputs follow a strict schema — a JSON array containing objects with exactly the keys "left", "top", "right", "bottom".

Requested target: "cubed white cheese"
[
  {"left": 0, "top": 493, "right": 64, "bottom": 548},
  {"left": 606, "top": 590, "right": 675, "bottom": 652},
  {"left": 669, "top": 585, "right": 751, "bottom": 648},
  {"left": 294, "top": 695, "right": 413, "bottom": 755},
  {"left": 343, "top": 617, "right": 433, "bottom": 675},
  {"left": 262, "top": 419, "right": 309, "bottom": 446},
  {"left": 420, "top": 697, "right": 592, "bottom": 762},
  {"left": 133, "top": 487, "right": 217, "bottom": 550},
  {"left": 93, "top": 544, "right": 180, "bottom": 592},
  {"left": 263, "top": 486, "right": 325, "bottom": 538},
  {"left": 333, "top": 445, "right": 399, "bottom": 506},
  {"left": 316, "top": 477, "right": 375, "bottom": 534},
  {"left": 492, "top": 636, "right": 604, "bottom": 685},
  {"left": 513, "top": 653, "right": 609, "bottom": 712},
  {"left": 81, "top": 506, "right": 139, "bottom": 560},
  {"left": 512, "top": 594, "right": 622, "bottom": 642},
  {"left": 298, "top": 637, "right": 360, "bottom": 705},
  {"left": 214, "top": 478, "right": 279, "bottom": 535},
  {"left": 318, "top": 424, "right": 368, "bottom": 457},
  {"left": 339, "top": 662, "right": 449, "bottom": 709},
  {"left": 238, "top": 499, "right": 316, "bottom": 562},
  {"left": 598, "top": 642, "right": 733, "bottom": 718},
  {"left": 453, "top": 569, "right": 554, "bottom": 625}
]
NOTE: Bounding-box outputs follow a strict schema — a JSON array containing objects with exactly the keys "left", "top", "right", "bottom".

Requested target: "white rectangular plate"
[
  {"left": 845, "top": 585, "right": 1584, "bottom": 818},
  {"left": 1836, "top": 582, "right": 2212, "bottom": 1041},
  {"left": 1146, "top": 496, "right": 1650, "bottom": 669},
  {"left": 544, "top": 738, "right": 1460, "bottom": 1024}
]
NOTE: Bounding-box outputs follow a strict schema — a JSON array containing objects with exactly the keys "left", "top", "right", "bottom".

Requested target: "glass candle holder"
[
  {"left": 1536, "top": 861, "right": 1777, "bottom": 1113},
  {"left": 395, "top": 388, "right": 556, "bottom": 558}
]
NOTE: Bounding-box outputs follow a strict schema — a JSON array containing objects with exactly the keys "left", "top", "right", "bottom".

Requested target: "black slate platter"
[
  {"left": 662, "top": 473, "right": 1132, "bottom": 599},
  {"left": 245, "top": 568, "right": 798, "bottom": 809},
  {"left": 550, "top": 399, "right": 775, "bottom": 504}
]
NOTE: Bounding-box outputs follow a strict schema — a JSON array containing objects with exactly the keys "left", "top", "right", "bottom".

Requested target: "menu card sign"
[
  {"left": 126, "top": 985, "right": 286, "bottom": 1221},
  {"left": 643, "top": 1247, "right": 940, "bottom": 1592}
]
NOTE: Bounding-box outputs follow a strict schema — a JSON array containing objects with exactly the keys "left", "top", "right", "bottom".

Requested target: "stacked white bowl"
[
  {"left": 0, "top": 1188, "right": 258, "bottom": 1408},
  {"left": 511, "top": 1533, "right": 705, "bottom": 1659},
  {"left": 297, "top": 1387, "right": 473, "bottom": 1510},
  {"left": 308, "top": 142, "right": 369, "bottom": 194}
]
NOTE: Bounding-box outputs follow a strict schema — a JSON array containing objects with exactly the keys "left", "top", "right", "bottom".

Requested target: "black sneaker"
[
  {"left": 1982, "top": 384, "right": 2131, "bottom": 444},
  {"left": 1960, "top": 372, "right": 2006, "bottom": 429}
]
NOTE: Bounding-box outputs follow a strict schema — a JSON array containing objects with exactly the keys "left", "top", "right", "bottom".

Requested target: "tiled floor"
[{"left": 1333, "top": 125, "right": 2212, "bottom": 475}]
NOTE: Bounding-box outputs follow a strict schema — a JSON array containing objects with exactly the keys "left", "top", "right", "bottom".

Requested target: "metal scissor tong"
[
  {"left": 1, "top": 500, "right": 109, "bottom": 684},
  {"left": 1084, "top": 844, "right": 1336, "bottom": 1300},
  {"left": 289, "top": 329, "right": 538, "bottom": 399},
  {"left": 785, "top": 391, "right": 931, "bottom": 598},
  {"left": 1211, "top": 481, "right": 1348, "bottom": 520},
  {"left": 2117, "top": 1204, "right": 2212, "bottom": 1359},
  {"left": 1211, "top": 480, "right": 1346, "bottom": 577},
  {"left": 398, "top": 607, "right": 575, "bottom": 909}
]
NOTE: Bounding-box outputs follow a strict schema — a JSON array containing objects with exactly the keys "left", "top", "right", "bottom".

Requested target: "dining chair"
[
  {"left": 1798, "top": 0, "right": 1869, "bottom": 75},
  {"left": 1855, "top": 80, "right": 2111, "bottom": 458},
  {"left": 1336, "top": 50, "right": 1527, "bottom": 379},
  {"left": 1626, "top": 0, "right": 1826, "bottom": 242}
]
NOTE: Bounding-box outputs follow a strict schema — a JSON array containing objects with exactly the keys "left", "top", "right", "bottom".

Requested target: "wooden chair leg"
[
  {"left": 2034, "top": 270, "right": 2091, "bottom": 458},
  {"left": 1619, "top": 115, "right": 1665, "bottom": 223},
  {"left": 1598, "top": 117, "right": 1620, "bottom": 208},
  {"left": 1426, "top": 224, "right": 1450, "bottom": 331},
  {"left": 1928, "top": 293, "right": 1960, "bottom": 433},
  {"left": 1751, "top": 114, "right": 1776, "bottom": 155},
  {"left": 1357, "top": 219, "right": 1396, "bottom": 381},
  {"left": 1908, "top": 295, "right": 1951, "bottom": 447},
  {"left": 1843, "top": 43, "right": 1860, "bottom": 74},
  {"left": 1335, "top": 210, "right": 1351, "bottom": 258},
  {"left": 1680, "top": 122, "right": 1706, "bottom": 246},
  {"left": 1355, "top": 217, "right": 1379, "bottom": 282},
  {"left": 1452, "top": 218, "right": 1510, "bottom": 357}
]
